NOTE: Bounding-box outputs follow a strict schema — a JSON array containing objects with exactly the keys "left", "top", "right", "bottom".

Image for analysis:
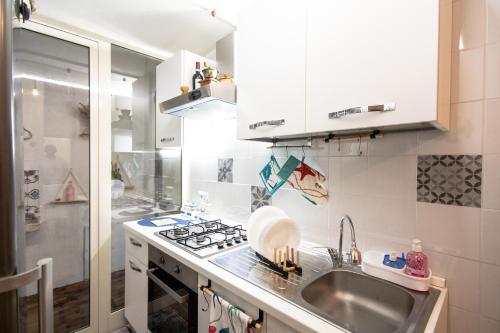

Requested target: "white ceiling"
[{"left": 34, "top": 0, "right": 251, "bottom": 59}]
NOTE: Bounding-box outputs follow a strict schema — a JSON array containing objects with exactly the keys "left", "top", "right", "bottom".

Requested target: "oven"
[{"left": 147, "top": 245, "right": 198, "bottom": 333}]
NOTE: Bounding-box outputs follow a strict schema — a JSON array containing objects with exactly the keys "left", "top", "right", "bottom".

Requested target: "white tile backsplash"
[
  {"left": 329, "top": 157, "right": 369, "bottom": 195},
  {"left": 485, "top": 43, "right": 500, "bottom": 99},
  {"left": 481, "top": 210, "right": 500, "bottom": 265},
  {"left": 484, "top": 99, "right": 500, "bottom": 154},
  {"left": 452, "top": 0, "right": 486, "bottom": 51},
  {"left": 365, "top": 155, "right": 417, "bottom": 200},
  {"left": 416, "top": 202, "right": 481, "bottom": 259},
  {"left": 480, "top": 316, "right": 500, "bottom": 333},
  {"left": 418, "top": 101, "right": 484, "bottom": 154},
  {"left": 367, "top": 131, "right": 418, "bottom": 156},
  {"left": 483, "top": 154, "right": 500, "bottom": 210},
  {"left": 480, "top": 263, "right": 500, "bottom": 320},
  {"left": 451, "top": 47, "right": 485, "bottom": 102},
  {"left": 428, "top": 250, "right": 480, "bottom": 312},
  {"left": 449, "top": 306, "right": 481, "bottom": 333},
  {"left": 488, "top": 0, "right": 500, "bottom": 43}
]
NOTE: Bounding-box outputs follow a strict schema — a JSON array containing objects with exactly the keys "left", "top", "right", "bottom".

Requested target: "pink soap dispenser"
[{"left": 404, "top": 239, "right": 429, "bottom": 278}]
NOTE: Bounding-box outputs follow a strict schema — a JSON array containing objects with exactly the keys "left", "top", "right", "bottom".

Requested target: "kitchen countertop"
[{"left": 124, "top": 220, "right": 448, "bottom": 333}]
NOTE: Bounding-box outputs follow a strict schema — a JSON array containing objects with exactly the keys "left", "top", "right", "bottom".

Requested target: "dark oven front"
[{"left": 147, "top": 245, "right": 198, "bottom": 333}]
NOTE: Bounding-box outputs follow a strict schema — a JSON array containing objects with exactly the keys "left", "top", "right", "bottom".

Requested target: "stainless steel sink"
[
  {"left": 211, "top": 246, "right": 440, "bottom": 333},
  {"left": 300, "top": 268, "right": 439, "bottom": 333}
]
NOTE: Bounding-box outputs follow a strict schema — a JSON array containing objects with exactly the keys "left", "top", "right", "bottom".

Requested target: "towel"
[
  {"left": 278, "top": 156, "right": 329, "bottom": 205},
  {"left": 259, "top": 155, "right": 286, "bottom": 195},
  {"left": 207, "top": 294, "right": 253, "bottom": 333}
]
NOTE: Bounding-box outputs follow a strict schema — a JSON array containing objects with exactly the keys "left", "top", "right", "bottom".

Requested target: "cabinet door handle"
[
  {"left": 129, "top": 261, "right": 142, "bottom": 273},
  {"left": 129, "top": 237, "right": 142, "bottom": 247},
  {"left": 249, "top": 119, "right": 285, "bottom": 130},
  {"left": 328, "top": 103, "right": 396, "bottom": 119},
  {"left": 147, "top": 268, "right": 189, "bottom": 303}
]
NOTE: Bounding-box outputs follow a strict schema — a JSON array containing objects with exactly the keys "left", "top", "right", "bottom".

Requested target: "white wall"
[{"left": 183, "top": 0, "right": 500, "bottom": 331}]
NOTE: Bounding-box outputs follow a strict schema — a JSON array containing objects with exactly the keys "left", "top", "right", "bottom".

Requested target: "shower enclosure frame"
[{"left": 13, "top": 20, "right": 101, "bottom": 333}]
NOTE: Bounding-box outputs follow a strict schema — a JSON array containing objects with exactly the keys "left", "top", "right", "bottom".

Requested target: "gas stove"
[{"left": 154, "top": 216, "right": 248, "bottom": 258}]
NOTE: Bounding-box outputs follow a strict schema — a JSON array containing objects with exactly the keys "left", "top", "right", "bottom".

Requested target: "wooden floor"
[{"left": 20, "top": 270, "right": 125, "bottom": 333}]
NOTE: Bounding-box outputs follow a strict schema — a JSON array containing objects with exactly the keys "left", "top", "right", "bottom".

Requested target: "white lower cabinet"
[
  {"left": 266, "top": 315, "right": 300, "bottom": 333},
  {"left": 198, "top": 275, "right": 267, "bottom": 333},
  {"left": 198, "top": 275, "right": 299, "bottom": 333},
  {"left": 125, "top": 236, "right": 148, "bottom": 333}
]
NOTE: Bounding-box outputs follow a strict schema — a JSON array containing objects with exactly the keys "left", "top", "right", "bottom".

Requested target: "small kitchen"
[{"left": 1, "top": 1, "right": 499, "bottom": 333}]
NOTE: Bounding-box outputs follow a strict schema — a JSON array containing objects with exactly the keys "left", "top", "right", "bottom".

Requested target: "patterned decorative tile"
[
  {"left": 24, "top": 170, "right": 40, "bottom": 221},
  {"left": 417, "top": 155, "right": 482, "bottom": 207},
  {"left": 251, "top": 186, "right": 272, "bottom": 212},
  {"left": 218, "top": 158, "right": 233, "bottom": 183}
]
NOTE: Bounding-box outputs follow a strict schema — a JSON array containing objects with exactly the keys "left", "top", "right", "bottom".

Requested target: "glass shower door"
[{"left": 13, "top": 26, "right": 96, "bottom": 333}]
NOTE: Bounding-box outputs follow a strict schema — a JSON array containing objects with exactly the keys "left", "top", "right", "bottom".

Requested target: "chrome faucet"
[
  {"left": 321, "top": 215, "right": 362, "bottom": 268},
  {"left": 337, "top": 215, "right": 362, "bottom": 267}
]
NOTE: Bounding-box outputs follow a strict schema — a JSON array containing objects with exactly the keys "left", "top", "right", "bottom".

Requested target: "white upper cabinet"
[
  {"left": 306, "top": 0, "right": 451, "bottom": 134},
  {"left": 236, "top": 0, "right": 307, "bottom": 140},
  {"left": 236, "top": 0, "right": 451, "bottom": 140}
]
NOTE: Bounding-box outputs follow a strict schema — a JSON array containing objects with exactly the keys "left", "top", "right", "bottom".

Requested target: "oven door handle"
[{"left": 147, "top": 268, "right": 189, "bottom": 304}]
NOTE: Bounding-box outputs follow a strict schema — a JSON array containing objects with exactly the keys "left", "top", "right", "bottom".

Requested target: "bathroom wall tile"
[
  {"left": 483, "top": 154, "right": 500, "bottom": 209},
  {"left": 449, "top": 306, "right": 480, "bottom": 333},
  {"left": 367, "top": 131, "right": 418, "bottom": 156},
  {"left": 451, "top": 47, "right": 485, "bottom": 102},
  {"left": 480, "top": 263, "right": 500, "bottom": 320},
  {"left": 481, "top": 317, "right": 500, "bottom": 333},
  {"left": 481, "top": 210, "right": 500, "bottom": 265},
  {"left": 217, "top": 158, "right": 233, "bottom": 183},
  {"left": 452, "top": 0, "right": 486, "bottom": 51},
  {"left": 417, "top": 155, "right": 482, "bottom": 207},
  {"left": 485, "top": 43, "right": 500, "bottom": 99},
  {"left": 329, "top": 156, "right": 369, "bottom": 195},
  {"left": 488, "top": 0, "right": 500, "bottom": 43},
  {"left": 416, "top": 202, "right": 480, "bottom": 259},
  {"left": 250, "top": 186, "right": 272, "bottom": 213},
  {"left": 365, "top": 155, "right": 417, "bottom": 200},
  {"left": 418, "top": 102, "right": 483, "bottom": 155},
  {"left": 484, "top": 99, "right": 500, "bottom": 154},
  {"left": 427, "top": 250, "right": 480, "bottom": 312}
]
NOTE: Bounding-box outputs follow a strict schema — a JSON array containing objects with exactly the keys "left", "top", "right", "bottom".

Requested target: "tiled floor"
[
  {"left": 20, "top": 270, "right": 125, "bottom": 333},
  {"left": 111, "top": 270, "right": 125, "bottom": 312}
]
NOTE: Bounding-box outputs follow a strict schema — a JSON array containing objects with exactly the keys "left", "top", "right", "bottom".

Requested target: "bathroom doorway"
[{"left": 13, "top": 24, "right": 99, "bottom": 333}]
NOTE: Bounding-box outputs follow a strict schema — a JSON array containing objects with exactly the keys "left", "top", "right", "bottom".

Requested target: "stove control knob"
[
  {"left": 159, "top": 256, "right": 166, "bottom": 265},
  {"left": 217, "top": 241, "right": 225, "bottom": 249},
  {"left": 173, "top": 265, "right": 181, "bottom": 274}
]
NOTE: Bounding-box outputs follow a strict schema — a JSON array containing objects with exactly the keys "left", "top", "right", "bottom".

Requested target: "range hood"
[
  {"left": 159, "top": 32, "right": 237, "bottom": 120},
  {"left": 159, "top": 82, "right": 236, "bottom": 120}
]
